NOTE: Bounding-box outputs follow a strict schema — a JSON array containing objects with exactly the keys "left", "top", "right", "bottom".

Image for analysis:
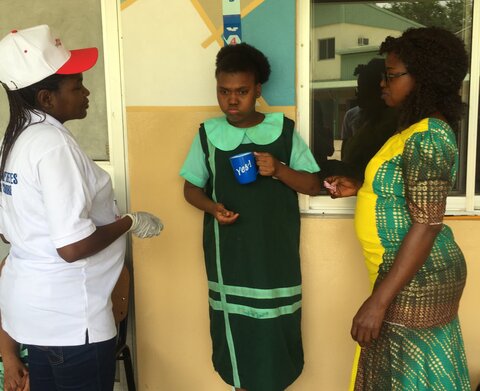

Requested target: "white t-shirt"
[{"left": 0, "top": 112, "right": 126, "bottom": 346}]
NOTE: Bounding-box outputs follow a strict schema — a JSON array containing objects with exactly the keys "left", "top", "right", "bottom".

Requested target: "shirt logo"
[{"left": 1, "top": 171, "right": 18, "bottom": 196}]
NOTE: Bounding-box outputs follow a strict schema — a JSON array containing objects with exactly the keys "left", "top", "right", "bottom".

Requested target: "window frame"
[
  {"left": 96, "top": 0, "right": 129, "bottom": 214},
  {"left": 296, "top": 0, "right": 480, "bottom": 215}
]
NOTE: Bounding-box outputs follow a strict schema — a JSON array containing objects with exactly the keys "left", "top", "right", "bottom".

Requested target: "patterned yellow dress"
[{"left": 352, "top": 117, "right": 470, "bottom": 390}]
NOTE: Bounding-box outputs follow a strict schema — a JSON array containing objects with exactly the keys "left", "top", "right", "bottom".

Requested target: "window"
[
  {"left": 358, "top": 37, "right": 369, "bottom": 46},
  {"left": 318, "top": 38, "right": 335, "bottom": 60},
  {"left": 297, "top": 0, "right": 480, "bottom": 214}
]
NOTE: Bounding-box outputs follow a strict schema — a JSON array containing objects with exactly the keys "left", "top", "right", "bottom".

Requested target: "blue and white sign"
[{"left": 222, "top": 0, "right": 242, "bottom": 45}]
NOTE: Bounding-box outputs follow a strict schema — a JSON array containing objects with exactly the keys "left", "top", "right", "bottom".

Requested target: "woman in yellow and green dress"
[{"left": 325, "top": 26, "right": 471, "bottom": 390}]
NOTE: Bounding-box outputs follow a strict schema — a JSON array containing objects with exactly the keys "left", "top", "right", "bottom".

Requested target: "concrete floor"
[{"left": 113, "top": 365, "right": 130, "bottom": 391}]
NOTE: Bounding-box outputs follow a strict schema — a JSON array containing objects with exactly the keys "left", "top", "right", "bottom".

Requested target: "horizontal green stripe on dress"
[
  {"left": 208, "top": 281, "right": 301, "bottom": 299},
  {"left": 208, "top": 297, "right": 302, "bottom": 319}
]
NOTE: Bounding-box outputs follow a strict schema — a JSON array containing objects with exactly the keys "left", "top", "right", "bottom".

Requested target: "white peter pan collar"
[{"left": 204, "top": 112, "right": 284, "bottom": 151}]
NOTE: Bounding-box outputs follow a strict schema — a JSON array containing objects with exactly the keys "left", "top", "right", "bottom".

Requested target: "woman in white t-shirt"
[{"left": 0, "top": 25, "right": 162, "bottom": 391}]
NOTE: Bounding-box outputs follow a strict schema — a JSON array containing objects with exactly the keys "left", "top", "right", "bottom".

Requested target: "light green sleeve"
[
  {"left": 179, "top": 133, "right": 209, "bottom": 188},
  {"left": 290, "top": 131, "right": 320, "bottom": 173}
]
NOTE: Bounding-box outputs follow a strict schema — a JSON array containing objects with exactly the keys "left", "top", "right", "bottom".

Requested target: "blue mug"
[{"left": 229, "top": 152, "right": 258, "bottom": 184}]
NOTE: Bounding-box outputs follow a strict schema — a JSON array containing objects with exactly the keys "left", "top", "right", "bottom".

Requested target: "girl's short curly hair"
[
  {"left": 379, "top": 27, "right": 469, "bottom": 131},
  {"left": 215, "top": 43, "right": 271, "bottom": 84}
]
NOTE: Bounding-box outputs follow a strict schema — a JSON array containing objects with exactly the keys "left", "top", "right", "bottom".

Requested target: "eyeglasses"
[{"left": 382, "top": 71, "right": 409, "bottom": 84}]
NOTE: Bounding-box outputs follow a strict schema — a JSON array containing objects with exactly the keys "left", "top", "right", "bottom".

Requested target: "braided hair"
[
  {"left": 0, "top": 74, "right": 67, "bottom": 178},
  {"left": 379, "top": 27, "right": 469, "bottom": 132}
]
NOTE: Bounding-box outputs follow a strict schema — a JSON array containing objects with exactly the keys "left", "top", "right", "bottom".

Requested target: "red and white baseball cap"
[{"left": 0, "top": 24, "right": 98, "bottom": 90}]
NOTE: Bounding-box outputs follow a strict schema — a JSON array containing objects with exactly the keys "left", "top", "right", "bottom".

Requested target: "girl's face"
[
  {"left": 42, "top": 74, "right": 90, "bottom": 124},
  {"left": 216, "top": 71, "right": 263, "bottom": 128},
  {"left": 381, "top": 52, "right": 415, "bottom": 108}
]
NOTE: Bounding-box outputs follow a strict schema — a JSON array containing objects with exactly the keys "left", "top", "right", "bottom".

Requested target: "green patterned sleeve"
[{"left": 402, "top": 120, "right": 458, "bottom": 225}]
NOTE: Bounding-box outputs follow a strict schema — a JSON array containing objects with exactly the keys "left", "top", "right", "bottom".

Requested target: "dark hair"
[
  {"left": 354, "top": 58, "right": 386, "bottom": 119},
  {"left": 215, "top": 43, "right": 271, "bottom": 84},
  {"left": 0, "top": 74, "right": 67, "bottom": 177},
  {"left": 379, "top": 26, "right": 469, "bottom": 131}
]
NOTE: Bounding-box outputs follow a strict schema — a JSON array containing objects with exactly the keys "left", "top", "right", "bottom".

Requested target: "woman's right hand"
[
  {"left": 350, "top": 295, "right": 387, "bottom": 347},
  {"left": 3, "top": 357, "right": 29, "bottom": 391},
  {"left": 213, "top": 203, "right": 239, "bottom": 225},
  {"left": 126, "top": 212, "right": 164, "bottom": 238},
  {"left": 324, "top": 176, "right": 362, "bottom": 198}
]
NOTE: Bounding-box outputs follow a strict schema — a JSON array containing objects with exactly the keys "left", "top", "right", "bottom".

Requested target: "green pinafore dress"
[{"left": 199, "top": 117, "right": 303, "bottom": 391}]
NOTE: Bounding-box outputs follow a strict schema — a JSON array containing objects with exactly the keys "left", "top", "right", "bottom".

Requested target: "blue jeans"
[{"left": 26, "top": 335, "right": 117, "bottom": 391}]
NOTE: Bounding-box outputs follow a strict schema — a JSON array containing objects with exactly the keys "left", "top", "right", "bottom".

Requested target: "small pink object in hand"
[{"left": 323, "top": 180, "right": 337, "bottom": 192}]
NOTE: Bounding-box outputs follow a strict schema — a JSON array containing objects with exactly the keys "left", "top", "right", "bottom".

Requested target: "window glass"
[
  {"left": 0, "top": 0, "right": 109, "bottom": 160},
  {"left": 318, "top": 38, "right": 335, "bottom": 60},
  {"left": 310, "top": 0, "right": 473, "bottom": 195}
]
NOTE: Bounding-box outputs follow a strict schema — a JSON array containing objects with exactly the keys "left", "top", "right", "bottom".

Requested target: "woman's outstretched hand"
[
  {"left": 323, "top": 176, "right": 362, "bottom": 198},
  {"left": 125, "top": 212, "right": 164, "bottom": 238}
]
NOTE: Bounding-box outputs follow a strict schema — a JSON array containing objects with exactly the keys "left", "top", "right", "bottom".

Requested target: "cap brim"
[{"left": 56, "top": 47, "right": 98, "bottom": 75}]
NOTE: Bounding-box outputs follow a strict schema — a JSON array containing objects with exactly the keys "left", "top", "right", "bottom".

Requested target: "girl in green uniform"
[
  {"left": 325, "top": 27, "right": 470, "bottom": 390},
  {"left": 180, "top": 43, "right": 321, "bottom": 391}
]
